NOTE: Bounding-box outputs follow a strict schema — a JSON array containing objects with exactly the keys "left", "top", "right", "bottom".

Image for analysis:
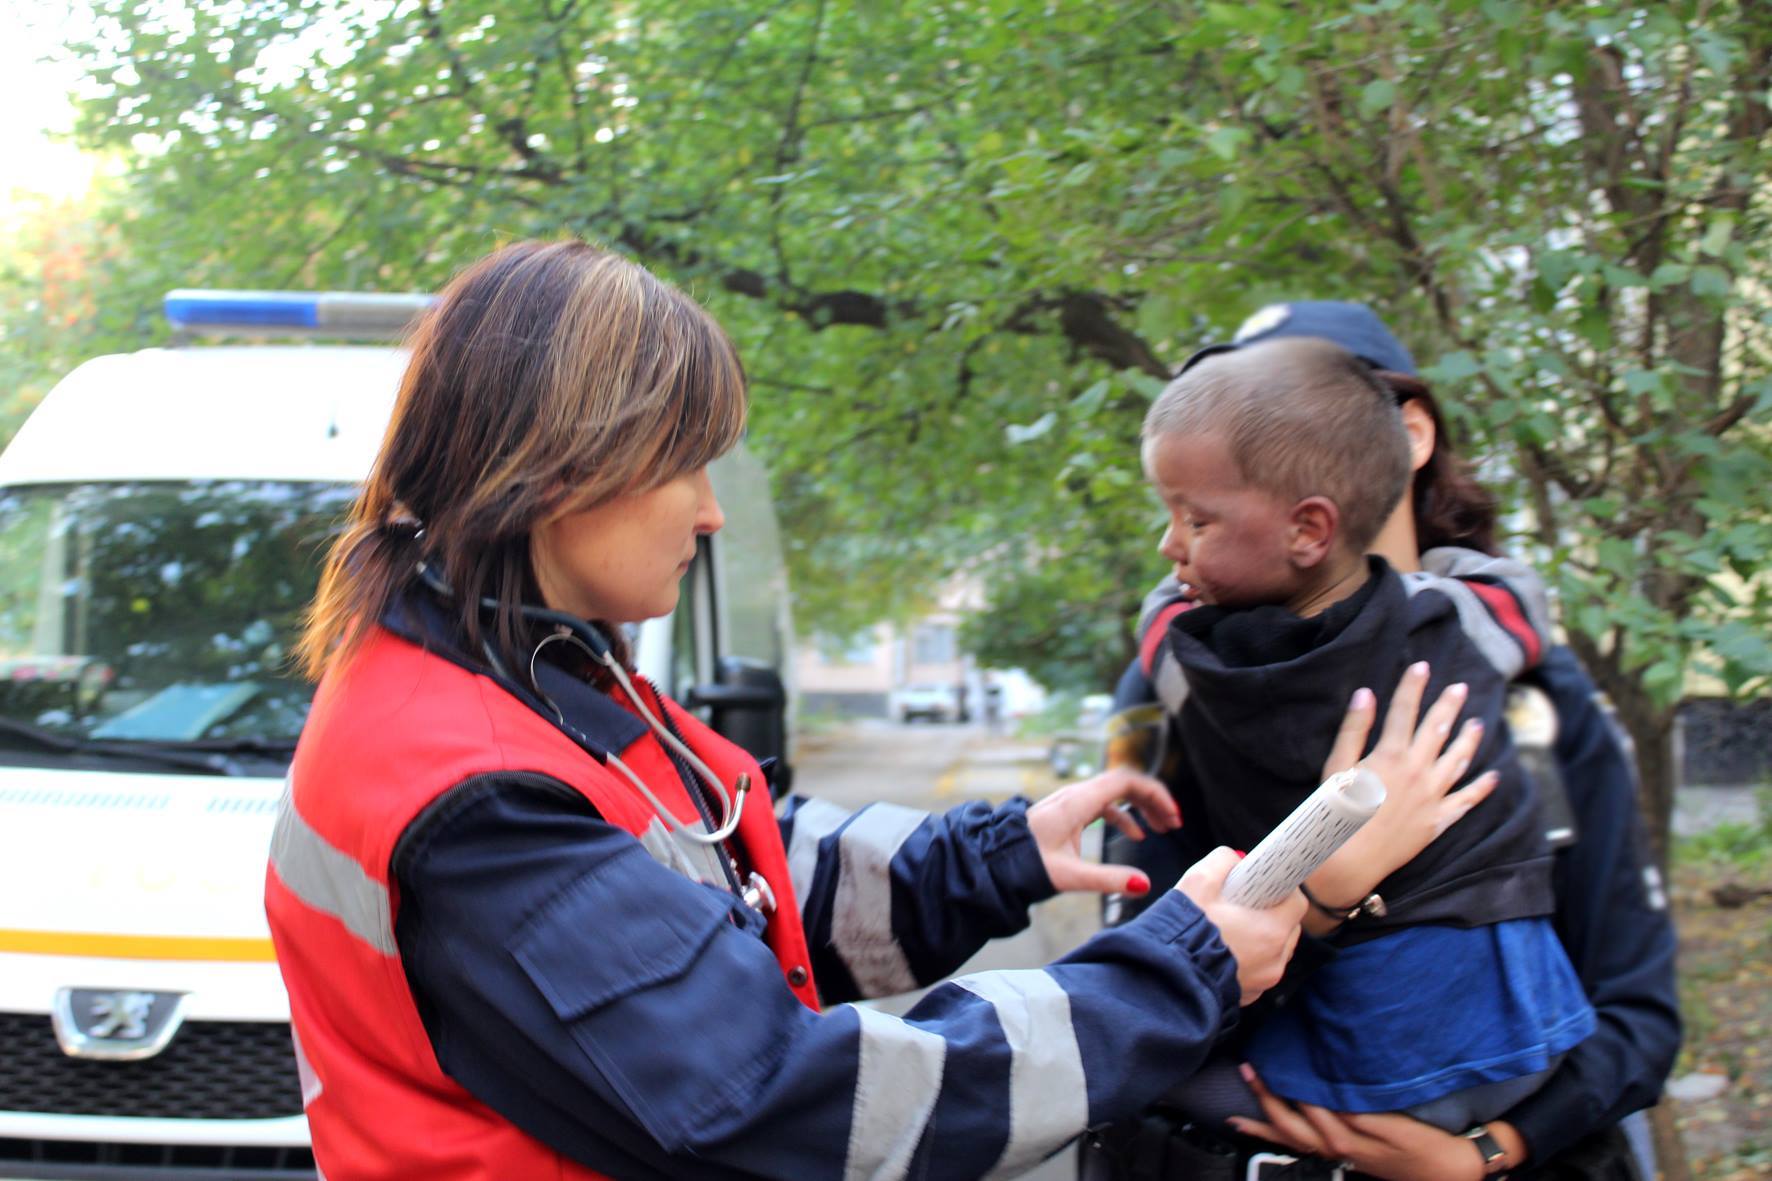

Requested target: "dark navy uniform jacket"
[
  {"left": 1103, "top": 643, "right": 1680, "bottom": 1170},
  {"left": 384, "top": 599, "right": 1246, "bottom": 1181}
]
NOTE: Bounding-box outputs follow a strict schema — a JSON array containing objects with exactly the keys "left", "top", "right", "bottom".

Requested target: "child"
[{"left": 1138, "top": 336, "right": 1594, "bottom": 1134}]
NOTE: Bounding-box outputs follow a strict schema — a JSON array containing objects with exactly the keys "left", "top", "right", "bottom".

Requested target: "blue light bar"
[
  {"left": 164, "top": 289, "right": 436, "bottom": 337},
  {"left": 165, "top": 290, "right": 319, "bottom": 329}
]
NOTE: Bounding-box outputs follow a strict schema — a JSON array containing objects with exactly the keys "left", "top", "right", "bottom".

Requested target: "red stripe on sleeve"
[
  {"left": 1464, "top": 579, "right": 1543, "bottom": 668},
  {"left": 1139, "top": 601, "right": 1195, "bottom": 676}
]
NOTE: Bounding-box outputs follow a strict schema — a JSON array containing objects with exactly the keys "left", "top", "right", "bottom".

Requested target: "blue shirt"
[{"left": 1246, "top": 917, "right": 1596, "bottom": 1112}]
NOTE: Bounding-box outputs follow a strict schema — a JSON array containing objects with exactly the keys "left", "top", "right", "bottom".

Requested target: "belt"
[
  {"left": 1244, "top": 1152, "right": 1349, "bottom": 1180},
  {"left": 1079, "top": 1119, "right": 1372, "bottom": 1181}
]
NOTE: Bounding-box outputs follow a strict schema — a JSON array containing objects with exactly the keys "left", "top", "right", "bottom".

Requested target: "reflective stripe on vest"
[{"left": 267, "top": 626, "right": 816, "bottom": 1181}]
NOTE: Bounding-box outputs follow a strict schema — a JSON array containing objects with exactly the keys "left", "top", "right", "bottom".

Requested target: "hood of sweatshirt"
[{"left": 1161, "top": 557, "right": 1451, "bottom": 822}]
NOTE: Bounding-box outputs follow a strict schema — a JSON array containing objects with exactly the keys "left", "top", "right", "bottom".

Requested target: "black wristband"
[
  {"left": 1299, "top": 883, "right": 1386, "bottom": 923},
  {"left": 1464, "top": 1124, "right": 1508, "bottom": 1175}
]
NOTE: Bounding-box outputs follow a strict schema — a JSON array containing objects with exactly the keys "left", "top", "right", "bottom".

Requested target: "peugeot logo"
[{"left": 52, "top": 988, "right": 188, "bottom": 1061}]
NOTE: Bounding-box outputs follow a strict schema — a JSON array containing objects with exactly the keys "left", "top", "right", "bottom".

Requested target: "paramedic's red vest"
[{"left": 265, "top": 626, "right": 819, "bottom": 1181}]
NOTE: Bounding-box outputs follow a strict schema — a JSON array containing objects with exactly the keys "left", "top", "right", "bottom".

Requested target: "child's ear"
[{"left": 1288, "top": 496, "right": 1339, "bottom": 568}]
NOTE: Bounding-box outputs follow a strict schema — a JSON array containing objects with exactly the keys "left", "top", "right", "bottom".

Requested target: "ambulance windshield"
[{"left": 0, "top": 480, "right": 353, "bottom": 761}]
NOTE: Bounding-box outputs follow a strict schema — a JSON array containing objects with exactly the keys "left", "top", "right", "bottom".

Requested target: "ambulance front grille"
[
  {"left": 0, "top": 1137, "right": 315, "bottom": 1178},
  {"left": 0, "top": 1011, "right": 305, "bottom": 1120}
]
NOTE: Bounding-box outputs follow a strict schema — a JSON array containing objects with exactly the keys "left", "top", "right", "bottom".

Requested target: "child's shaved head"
[{"left": 1143, "top": 337, "right": 1412, "bottom": 552}]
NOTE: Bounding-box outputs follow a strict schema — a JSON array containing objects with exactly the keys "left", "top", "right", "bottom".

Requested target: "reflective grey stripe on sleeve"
[
  {"left": 954, "top": 969, "right": 1089, "bottom": 1178},
  {"left": 1138, "top": 575, "right": 1186, "bottom": 635},
  {"left": 784, "top": 797, "right": 852, "bottom": 912},
  {"left": 845, "top": 1005, "right": 947, "bottom": 1181},
  {"left": 1421, "top": 547, "right": 1554, "bottom": 641},
  {"left": 833, "top": 803, "right": 929, "bottom": 996},
  {"left": 1401, "top": 573, "right": 1528, "bottom": 679},
  {"left": 1153, "top": 651, "right": 1190, "bottom": 716},
  {"left": 268, "top": 788, "right": 396, "bottom": 956}
]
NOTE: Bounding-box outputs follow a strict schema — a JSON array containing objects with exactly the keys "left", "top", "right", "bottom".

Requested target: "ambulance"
[{"left": 0, "top": 292, "right": 795, "bottom": 1179}]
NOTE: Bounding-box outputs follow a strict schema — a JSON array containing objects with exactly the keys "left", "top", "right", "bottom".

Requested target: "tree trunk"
[
  {"left": 1650, "top": 1102, "right": 1693, "bottom": 1181},
  {"left": 1614, "top": 685, "right": 1679, "bottom": 873},
  {"left": 1572, "top": 645, "right": 1690, "bottom": 1179},
  {"left": 1570, "top": 640, "right": 1680, "bottom": 872}
]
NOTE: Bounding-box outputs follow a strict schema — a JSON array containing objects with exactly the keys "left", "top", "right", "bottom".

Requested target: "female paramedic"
[
  {"left": 265, "top": 242, "right": 1483, "bottom": 1181},
  {"left": 1087, "top": 302, "right": 1680, "bottom": 1181}
]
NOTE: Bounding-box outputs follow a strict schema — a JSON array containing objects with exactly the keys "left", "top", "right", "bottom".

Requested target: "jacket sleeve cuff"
[
  {"left": 985, "top": 796, "right": 1059, "bottom": 907},
  {"left": 1498, "top": 1075, "right": 1602, "bottom": 1167},
  {"left": 1138, "top": 888, "right": 1243, "bottom": 1029}
]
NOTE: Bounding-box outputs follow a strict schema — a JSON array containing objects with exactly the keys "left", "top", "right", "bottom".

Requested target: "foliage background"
[{"left": 4, "top": 0, "right": 1770, "bottom": 869}]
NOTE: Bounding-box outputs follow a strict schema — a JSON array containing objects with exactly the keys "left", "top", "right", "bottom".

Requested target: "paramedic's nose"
[{"left": 694, "top": 469, "right": 725, "bottom": 536}]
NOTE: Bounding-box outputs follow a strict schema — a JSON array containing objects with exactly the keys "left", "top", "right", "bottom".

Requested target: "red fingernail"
[
  {"left": 1234, "top": 849, "right": 1247, "bottom": 858},
  {"left": 1125, "top": 873, "right": 1151, "bottom": 896}
]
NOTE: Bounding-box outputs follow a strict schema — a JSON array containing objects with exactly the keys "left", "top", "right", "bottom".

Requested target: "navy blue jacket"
[
  {"left": 383, "top": 598, "right": 1246, "bottom": 1180},
  {"left": 1102, "top": 644, "right": 1679, "bottom": 1169}
]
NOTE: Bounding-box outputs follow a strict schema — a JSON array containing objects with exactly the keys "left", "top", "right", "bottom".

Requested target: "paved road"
[{"left": 794, "top": 720, "right": 1098, "bottom": 1181}]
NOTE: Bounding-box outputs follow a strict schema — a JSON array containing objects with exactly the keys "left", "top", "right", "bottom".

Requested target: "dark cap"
[{"left": 1178, "top": 301, "right": 1417, "bottom": 377}]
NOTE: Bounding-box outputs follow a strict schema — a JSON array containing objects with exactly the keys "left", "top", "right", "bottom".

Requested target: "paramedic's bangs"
[{"left": 562, "top": 282, "right": 748, "bottom": 510}]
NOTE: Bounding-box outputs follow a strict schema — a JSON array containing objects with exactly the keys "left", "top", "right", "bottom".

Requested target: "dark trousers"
[{"left": 1075, "top": 1116, "right": 1644, "bottom": 1181}]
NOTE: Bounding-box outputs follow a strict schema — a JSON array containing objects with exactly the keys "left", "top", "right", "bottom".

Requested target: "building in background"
[{"left": 794, "top": 580, "right": 1045, "bottom": 723}]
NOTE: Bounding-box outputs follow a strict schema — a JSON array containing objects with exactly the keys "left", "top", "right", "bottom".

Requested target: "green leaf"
[
  {"left": 1205, "top": 125, "right": 1251, "bottom": 161},
  {"left": 1359, "top": 78, "right": 1397, "bottom": 118},
  {"left": 1071, "top": 379, "right": 1112, "bottom": 414},
  {"left": 1535, "top": 249, "right": 1580, "bottom": 292},
  {"left": 1642, "top": 659, "right": 1683, "bottom": 701},
  {"left": 1691, "top": 264, "right": 1732, "bottom": 298},
  {"left": 1005, "top": 412, "right": 1057, "bottom": 444},
  {"left": 1649, "top": 263, "right": 1691, "bottom": 289},
  {"left": 1426, "top": 351, "right": 1483, "bottom": 382},
  {"left": 1698, "top": 217, "right": 1734, "bottom": 257}
]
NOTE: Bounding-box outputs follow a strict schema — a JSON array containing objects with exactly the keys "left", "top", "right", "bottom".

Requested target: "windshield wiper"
[
  {"left": 139, "top": 736, "right": 299, "bottom": 759},
  {"left": 0, "top": 718, "right": 233, "bottom": 775},
  {"left": 0, "top": 716, "right": 84, "bottom": 754}
]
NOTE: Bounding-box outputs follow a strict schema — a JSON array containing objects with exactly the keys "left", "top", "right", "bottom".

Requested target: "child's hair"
[{"left": 1143, "top": 337, "right": 1412, "bottom": 553}]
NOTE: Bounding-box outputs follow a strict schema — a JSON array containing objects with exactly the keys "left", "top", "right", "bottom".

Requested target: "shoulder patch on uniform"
[
  {"left": 1643, "top": 865, "right": 1668, "bottom": 912},
  {"left": 1506, "top": 684, "right": 1559, "bottom": 746}
]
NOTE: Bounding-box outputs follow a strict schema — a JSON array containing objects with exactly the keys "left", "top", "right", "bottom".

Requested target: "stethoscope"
[{"left": 414, "top": 560, "right": 757, "bottom": 862}]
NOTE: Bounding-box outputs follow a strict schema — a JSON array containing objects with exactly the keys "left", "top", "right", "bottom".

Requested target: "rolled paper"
[{"left": 1222, "top": 768, "right": 1388, "bottom": 908}]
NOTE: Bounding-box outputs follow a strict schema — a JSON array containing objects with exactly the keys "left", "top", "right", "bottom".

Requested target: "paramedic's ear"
[{"left": 1287, "top": 496, "right": 1338, "bottom": 569}]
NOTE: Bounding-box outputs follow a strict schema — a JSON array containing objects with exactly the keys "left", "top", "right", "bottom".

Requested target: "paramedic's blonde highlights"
[{"left": 298, "top": 239, "right": 749, "bottom": 681}]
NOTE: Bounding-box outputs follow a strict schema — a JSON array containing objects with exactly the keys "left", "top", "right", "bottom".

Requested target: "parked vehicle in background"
[
  {"left": 890, "top": 682, "right": 960, "bottom": 723},
  {"left": 1047, "top": 693, "right": 1114, "bottom": 778},
  {"left": 0, "top": 290, "right": 795, "bottom": 1179}
]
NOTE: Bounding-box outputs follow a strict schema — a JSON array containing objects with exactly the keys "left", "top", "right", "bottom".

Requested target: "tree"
[{"left": 45, "top": 0, "right": 1772, "bottom": 877}]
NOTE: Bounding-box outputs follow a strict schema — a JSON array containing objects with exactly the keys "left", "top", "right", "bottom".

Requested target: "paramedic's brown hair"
[
  {"left": 1144, "top": 337, "right": 1411, "bottom": 552},
  {"left": 298, "top": 239, "right": 748, "bottom": 681}
]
